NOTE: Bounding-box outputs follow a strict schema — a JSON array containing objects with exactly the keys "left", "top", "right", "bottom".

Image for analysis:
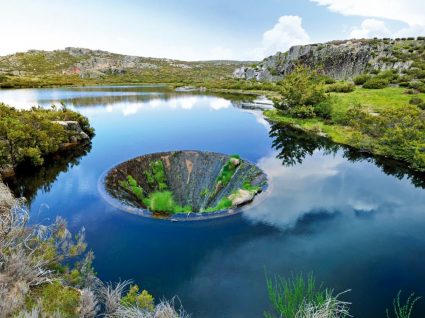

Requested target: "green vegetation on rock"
[
  {"left": 204, "top": 197, "right": 233, "bottom": 212},
  {"left": 144, "top": 159, "right": 168, "bottom": 191},
  {"left": 115, "top": 153, "right": 266, "bottom": 215},
  {"left": 215, "top": 154, "right": 241, "bottom": 187}
]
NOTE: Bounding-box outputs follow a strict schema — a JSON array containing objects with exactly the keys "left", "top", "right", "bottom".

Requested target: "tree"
[{"left": 274, "top": 65, "right": 328, "bottom": 112}]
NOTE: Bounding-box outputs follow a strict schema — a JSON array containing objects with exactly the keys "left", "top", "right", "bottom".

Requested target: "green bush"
[
  {"left": 275, "top": 65, "right": 328, "bottom": 111},
  {"left": 121, "top": 285, "right": 154, "bottom": 312},
  {"left": 321, "top": 75, "right": 336, "bottom": 84},
  {"left": 353, "top": 74, "right": 371, "bottom": 85},
  {"left": 409, "top": 97, "right": 424, "bottom": 105},
  {"left": 0, "top": 103, "right": 94, "bottom": 167},
  {"left": 409, "top": 81, "right": 425, "bottom": 92},
  {"left": 363, "top": 77, "right": 389, "bottom": 89},
  {"left": 314, "top": 99, "right": 334, "bottom": 119},
  {"left": 409, "top": 97, "right": 425, "bottom": 110},
  {"left": 325, "top": 82, "right": 355, "bottom": 93},
  {"left": 289, "top": 105, "right": 316, "bottom": 118}
]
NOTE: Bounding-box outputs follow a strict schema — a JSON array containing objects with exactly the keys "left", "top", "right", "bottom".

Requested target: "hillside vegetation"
[
  {"left": 0, "top": 47, "right": 250, "bottom": 88},
  {"left": 264, "top": 65, "right": 425, "bottom": 171}
]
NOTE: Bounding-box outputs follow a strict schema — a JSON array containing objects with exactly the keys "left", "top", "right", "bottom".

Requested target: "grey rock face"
[{"left": 234, "top": 39, "right": 415, "bottom": 81}]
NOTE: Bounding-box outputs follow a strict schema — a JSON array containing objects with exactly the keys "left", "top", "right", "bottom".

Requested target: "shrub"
[
  {"left": 275, "top": 65, "right": 328, "bottom": 111},
  {"left": 0, "top": 104, "right": 94, "bottom": 167},
  {"left": 363, "top": 78, "right": 389, "bottom": 89},
  {"left": 121, "top": 285, "right": 154, "bottom": 312},
  {"left": 321, "top": 76, "right": 336, "bottom": 84},
  {"left": 404, "top": 89, "right": 417, "bottom": 95},
  {"left": 314, "top": 99, "right": 334, "bottom": 119},
  {"left": 325, "top": 82, "right": 355, "bottom": 93},
  {"left": 409, "top": 97, "right": 424, "bottom": 105},
  {"left": 409, "top": 97, "right": 425, "bottom": 110},
  {"left": 289, "top": 105, "right": 316, "bottom": 118},
  {"left": 353, "top": 74, "right": 371, "bottom": 85},
  {"left": 409, "top": 81, "right": 425, "bottom": 92}
]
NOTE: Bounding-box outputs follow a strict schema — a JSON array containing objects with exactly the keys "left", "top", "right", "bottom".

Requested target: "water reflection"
[
  {"left": 269, "top": 123, "right": 425, "bottom": 189},
  {"left": 4, "top": 144, "right": 91, "bottom": 204},
  {"left": 244, "top": 123, "right": 425, "bottom": 231},
  {"left": 1, "top": 86, "right": 425, "bottom": 317}
]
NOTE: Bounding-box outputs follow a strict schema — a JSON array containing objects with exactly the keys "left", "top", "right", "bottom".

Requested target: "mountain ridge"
[{"left": 0, "top": 47, "right": 253, "bottom": 87}]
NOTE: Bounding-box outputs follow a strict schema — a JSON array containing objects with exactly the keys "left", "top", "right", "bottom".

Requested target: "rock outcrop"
[
  {"left": 0, "top": 180, "right": 16, "bottom": 238},
  {"left": 234, "top": 38, "right": 422, "bottom": 81},
  {"left": 53, "top": 121, "right": 90, "bottom": 144}
]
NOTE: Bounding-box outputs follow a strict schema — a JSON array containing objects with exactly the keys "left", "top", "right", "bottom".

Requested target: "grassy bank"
[{"left": 264, "top": 85, "right": 425, "bottom": 171}]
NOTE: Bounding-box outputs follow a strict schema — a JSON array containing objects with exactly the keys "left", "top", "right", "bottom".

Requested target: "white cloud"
[
  {"left": 350, "top": 19, "right": 391, "bottom": 39},
  {"left": 248, "top": 15, "right": 311, "bottom": 60},
  {"left": 312, "top": 0, "right": 425, "bottom": 40},
  {"left": 261, "top": 16, "right": 310, "bottom": 57},
  {"left": 311, "top": 0, "right": 425, "bottom": 27}
]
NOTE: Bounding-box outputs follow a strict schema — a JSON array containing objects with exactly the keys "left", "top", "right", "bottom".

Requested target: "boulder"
[
  {"left": 53, "top": 121, "right": 90, "bottom": 143},
  {"left": 228, "top": 189, "right": 255, "bottom": 207}
]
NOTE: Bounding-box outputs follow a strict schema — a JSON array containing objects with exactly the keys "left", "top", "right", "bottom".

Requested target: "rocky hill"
[
  {"left": 0, "top": 47, "right": 251, "bottom": 87},
  {"left": 234, "top": 37, "right": 425, "bottom": 81}
]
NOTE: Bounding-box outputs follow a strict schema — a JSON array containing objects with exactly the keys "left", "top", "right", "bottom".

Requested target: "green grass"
[
  {"left": 332, "top": 87, "right": 425, "bottom": 113},
  {"left": 386, "top": 291, "right": 422, "bottom": 318},
  {"left": 242, "top": 181, "right": 262, "bottom": 193},
  {"left": 203, "top": 197, "right": 232, "bottom": 212},
  {"left": 265, "top": 273, "right": 329, "bottom": 318},
  {"left": 216, "top": 155, "right": 240, "bottom": 187},
  {"left": 265, "top": 86, "right": 425, "bottom": 171},
  {"left": 25, "top": 281, "right": 81, "bottom": 317},
  {"left": 143, "top": 191, "right": 192, "bottom": 214}
]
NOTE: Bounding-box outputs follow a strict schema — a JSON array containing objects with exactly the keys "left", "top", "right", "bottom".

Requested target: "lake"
[{"left": 1, "top": 85, "right": 425, "bottom": 317}]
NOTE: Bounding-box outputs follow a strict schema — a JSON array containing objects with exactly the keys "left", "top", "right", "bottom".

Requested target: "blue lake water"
[{"left": 1, "top": 85, "right": 425, "bottom": 317}]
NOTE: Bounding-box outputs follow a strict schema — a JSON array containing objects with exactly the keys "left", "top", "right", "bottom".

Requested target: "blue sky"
[{"left": 0, "top": 0, "right": 423, "bottom": 60}]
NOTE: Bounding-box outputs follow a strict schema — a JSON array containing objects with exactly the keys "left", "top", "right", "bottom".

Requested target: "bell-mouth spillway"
[{"left": 99, "top": 150, "right": 269, "bottom": 221}]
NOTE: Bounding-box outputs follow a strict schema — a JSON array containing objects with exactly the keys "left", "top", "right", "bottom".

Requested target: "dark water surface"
[{"left": 1, "top": 85, "right": 425, "bottom": 317}]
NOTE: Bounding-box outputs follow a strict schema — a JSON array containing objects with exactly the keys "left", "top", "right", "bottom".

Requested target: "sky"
[{"left": 0, "top": 0, "right": 424, "bottom": 61}]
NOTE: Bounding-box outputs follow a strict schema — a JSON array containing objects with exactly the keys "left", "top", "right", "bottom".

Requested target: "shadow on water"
[
  {"left": 4, "top": 144, "right": 92, "bottom": 204},
  {"left": 269, "top": 123, "right": 425, "bottom": 189}
]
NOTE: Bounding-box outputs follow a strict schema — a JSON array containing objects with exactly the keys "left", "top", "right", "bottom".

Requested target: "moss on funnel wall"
[{"left": 105, "top": 150, "right": 268, "bottom": 215}]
